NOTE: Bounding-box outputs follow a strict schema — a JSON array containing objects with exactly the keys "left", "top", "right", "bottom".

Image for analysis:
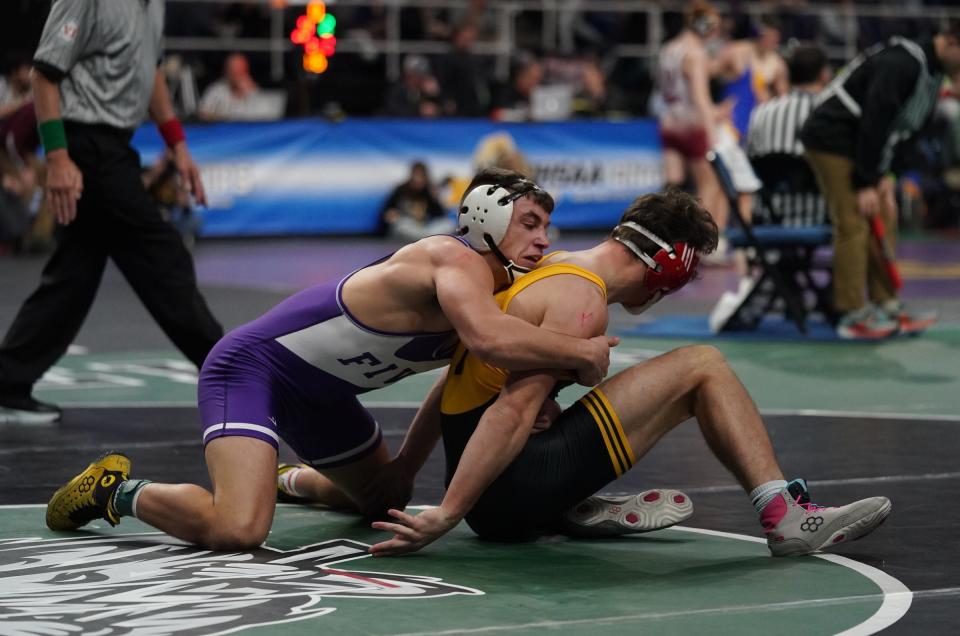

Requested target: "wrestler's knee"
[
  {"left": 203, "top": 514, "right": 271, "bottom": 551},
  {"left": 672, "top": 344, "right": 729, "bottom": 372}
]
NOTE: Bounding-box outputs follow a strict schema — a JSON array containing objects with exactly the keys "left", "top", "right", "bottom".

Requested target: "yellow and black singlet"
[
  {"left": 438, "top": 261, "right": 638, "bottom": 541},
  {"left": 441, "top": 260, "right": 605, "bottom": 416}
]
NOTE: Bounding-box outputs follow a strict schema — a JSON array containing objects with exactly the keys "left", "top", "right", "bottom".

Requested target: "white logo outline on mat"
[{"left": 0, "top": 534, "right": 483, "bottom": 635}]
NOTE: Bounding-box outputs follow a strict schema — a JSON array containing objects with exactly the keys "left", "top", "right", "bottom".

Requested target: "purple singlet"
[{"left": 198, "top": 240, "right": 465, "bottom": 467}]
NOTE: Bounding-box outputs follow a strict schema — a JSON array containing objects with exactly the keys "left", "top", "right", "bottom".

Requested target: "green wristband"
[{"left": 38, "top": 119, "right": 68, "bottom": 153}]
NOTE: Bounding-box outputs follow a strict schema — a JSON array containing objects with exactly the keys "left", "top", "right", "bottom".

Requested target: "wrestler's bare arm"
[
  {"left": 432, "top": 243, "right": 613, "bottom": 384},
  {"left": 770, "top": 55, "right": 789, "bottom": 98},
  {"left": 394, "top": 368, "right": 447, "bottom": 476},
  {"left": 437, "top": 276, "right": 608, "bottom": 518},
  {"left": 369, "top": 277, "right": 607, "bottom": 555}
]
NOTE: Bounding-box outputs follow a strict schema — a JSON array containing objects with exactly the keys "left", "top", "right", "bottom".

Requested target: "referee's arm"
[
  {"left": 148, "top": 69, "right": 207, "bottom": 206},
  {"left": 32, "top": 69, "right": 83, "bottom": 225},
  {"left": 31, "top": 0, "right": 91, "bottom": 225}
]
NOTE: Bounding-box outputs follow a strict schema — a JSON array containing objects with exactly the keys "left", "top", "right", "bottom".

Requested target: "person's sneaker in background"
[
  {"left": 836, "top": 306, "right": 898, "bottom": 340},
  {"left": 0, "top": 393, "right": 61, "bottom": 425},
  {"left": 880, "top": 300, "right": 938, "bottom": 336}
]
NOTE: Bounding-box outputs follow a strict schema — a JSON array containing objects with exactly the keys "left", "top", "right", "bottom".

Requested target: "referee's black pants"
[{"left": 0, "top": 122, "right": 223, "bottom": 397}]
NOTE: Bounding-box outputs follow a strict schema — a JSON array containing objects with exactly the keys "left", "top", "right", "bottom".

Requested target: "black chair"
[{"left": 709, "top": 151, "right": 835, "bottom": 334}]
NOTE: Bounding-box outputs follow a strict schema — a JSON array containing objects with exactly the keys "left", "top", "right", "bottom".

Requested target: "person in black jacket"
[
  {"left": 378, "top": 161, "right": 452, "bottom": 241},
  {"left": 801, "top": 22, "right": 960, "bottom": 339}
]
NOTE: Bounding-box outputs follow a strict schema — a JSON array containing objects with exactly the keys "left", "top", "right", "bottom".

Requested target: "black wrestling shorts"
[{"left": 441, "top": 388, "right": 636, "bottom": 541}]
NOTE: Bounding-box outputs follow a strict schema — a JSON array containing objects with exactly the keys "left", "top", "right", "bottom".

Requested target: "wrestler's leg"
[
  {"left": 278, "top": 397, "right": 409, "bottom": 517},
  {"left": 136, "top": 436, "right": 278, "bottom": 550},
  {"left": 595, "top": 344, "right": 782, "bottom": 490}
]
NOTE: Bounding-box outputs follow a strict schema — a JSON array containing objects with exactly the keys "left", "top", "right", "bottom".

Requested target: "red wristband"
[{"left": 158, "top": 118, "right": 186, "bottom": 148}]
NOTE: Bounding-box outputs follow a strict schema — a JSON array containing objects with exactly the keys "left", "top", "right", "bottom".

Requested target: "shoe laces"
[{"left": 796, "top": 494, "right": 826, "bottom": 513}]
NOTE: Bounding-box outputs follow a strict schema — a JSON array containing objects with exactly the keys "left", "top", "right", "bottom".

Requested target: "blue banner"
[{"left": 133, "top": 119, "right": 665, "bottom": 237}]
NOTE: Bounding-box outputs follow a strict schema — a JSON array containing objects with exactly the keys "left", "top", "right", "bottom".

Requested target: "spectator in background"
[
  {"left": 707, "top": 14, "right": 785, "bottom": 263},
  {"left": 198, "top": 53, "right": 263, "bottom": 121},
  {"left": 142, "top": 152, "right": 201, "bottom": 250},
  {"left": 713, "top": 15, "right": 789, "bottom": 141},
  {"left": 441, "top": 132, "right": 535, "bottom": 211},
  {"left": 0, "top": 52, "right": 33, "bottom": 120},
  {"left": 0, "top": 124, "right": 43, "bottom": 253},
  {"left": 800, "top": 22, "right": 960, "bottom": 339},
  {"left": 0, "top": 158, "right": 34, "bottom": 252},
  {"left": 379, "top": 161, "right": 452, "bottom": 241},
  {"left": 746, "top": 44, "right": 831, "bottom": 226},
  {"left": 655, "top": 1, "right": 727, "bottom": 245},
  {"left": 492, "top": 52, "right": 544, "bottom": 122},
  {"left": 0, "top": 52, "right": 41, "bottom": 251},
  {"left": 437, "top": 23, "right": 490, "bottom": 117},
  {"left": 542, "top": 50, "right": 608, "bottom": 117},
  {"left": 383, "top": 55, "right": 442, "bottom": 118},
  {"left": 472, "top": 132, "right": 533, "bottom": 177}
]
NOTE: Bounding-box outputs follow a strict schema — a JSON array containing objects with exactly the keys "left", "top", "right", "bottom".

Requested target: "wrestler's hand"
[
  {"left": 531, "top": 398, "right": 561, "bottom": 434},
  {"left": 575, "top": 335, "right": 619, "bottom": 387},
  {"left": 358, "top": 457, "right": 415, "bottom": 519},
  {"left": 368, "top": 506, "right": 460, "bottom": 556}
]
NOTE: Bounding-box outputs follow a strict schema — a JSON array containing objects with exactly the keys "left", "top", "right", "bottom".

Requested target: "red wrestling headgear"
[{"left": 612, "top": 221, "right": 700, "bottom": 314}]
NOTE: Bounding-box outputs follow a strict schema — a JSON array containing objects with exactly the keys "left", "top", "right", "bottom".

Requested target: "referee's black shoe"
[{"left": 0, "top": 394, "right": 62, "bottom": 424}]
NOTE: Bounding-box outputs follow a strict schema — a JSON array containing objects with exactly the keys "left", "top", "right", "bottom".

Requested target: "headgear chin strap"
[
  {"left": 458, "top": 178, "right": 543, "bottom": 283},
  {"left": 612, "top": 221, "right": 700, "bottom": 314}
]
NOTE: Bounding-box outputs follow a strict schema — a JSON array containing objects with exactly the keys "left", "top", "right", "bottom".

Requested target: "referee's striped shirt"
[{"left": 746, "top": 89, "right": 828, "bottom": 226}]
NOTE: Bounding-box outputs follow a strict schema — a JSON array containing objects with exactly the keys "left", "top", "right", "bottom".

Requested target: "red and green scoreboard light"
[{"left": 290, "top": 1, "right": 337, "bottom": 74}]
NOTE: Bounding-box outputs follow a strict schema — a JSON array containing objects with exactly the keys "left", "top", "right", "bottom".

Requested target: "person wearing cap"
[
  {"left": 0, "top": 0, "right": 223, "bottom": 425},
  {"left": 368, "top": 188, "right": 892, "bottom": 560},
  {"left": 44, "top": 168, "right": 618, "bottom": 551}
]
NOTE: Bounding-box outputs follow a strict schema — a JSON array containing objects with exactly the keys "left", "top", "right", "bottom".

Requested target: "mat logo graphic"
[{"left": 0, "top": 535, "right": 482, "bottom": 635}]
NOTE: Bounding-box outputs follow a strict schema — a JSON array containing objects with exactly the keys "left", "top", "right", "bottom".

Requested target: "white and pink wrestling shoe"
[{"left": 562, "top": 489, "right": 694, "bottom": 537}]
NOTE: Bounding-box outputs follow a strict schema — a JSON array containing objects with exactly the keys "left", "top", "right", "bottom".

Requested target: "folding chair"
[{"left": 708, "top": 151, "right": 835, "bottom": 334}]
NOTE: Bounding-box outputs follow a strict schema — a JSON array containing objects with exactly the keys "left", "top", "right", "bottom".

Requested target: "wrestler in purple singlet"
[{"left": 198, "top": 239, "right": 467, "bottom": 468}]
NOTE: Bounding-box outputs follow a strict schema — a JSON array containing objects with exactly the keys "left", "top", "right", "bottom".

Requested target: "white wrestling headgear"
[{"left": 457, "top": 177, "right": 545, "bottom": 282}]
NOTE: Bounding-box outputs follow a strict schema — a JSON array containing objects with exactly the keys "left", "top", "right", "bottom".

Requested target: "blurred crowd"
[
  {"left": 158, "top": 0, "right": 955, "bottom": 121},
  {"left": 5, "top": 0, "right": 952, "bottom": 122},
  {"left": 2, "top": 0, "right": 960, "bottom": 254}
]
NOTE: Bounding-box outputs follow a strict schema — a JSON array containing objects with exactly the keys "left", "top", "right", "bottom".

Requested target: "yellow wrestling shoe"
[{"left": 46, "top": 452, "right": 131, "bottom": 531}]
